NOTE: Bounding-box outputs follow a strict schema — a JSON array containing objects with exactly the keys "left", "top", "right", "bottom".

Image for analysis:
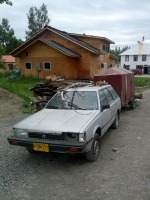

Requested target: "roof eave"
[
  {"left": 68, "top": 33, "right": 115, "bottom": 44},
  {"left": 10, "top": 27, "right": 49, "bottom": 56}
]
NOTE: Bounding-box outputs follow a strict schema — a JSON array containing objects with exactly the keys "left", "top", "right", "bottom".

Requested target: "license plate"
[{"left": 33, "top": 143, "right": 49, "bottom": 152}]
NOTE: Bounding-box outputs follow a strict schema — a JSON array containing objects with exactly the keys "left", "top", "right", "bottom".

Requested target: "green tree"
[
  {"left": 0, "top": 42, "right": 5, "bottom": 69},
  {"left": 0, "top": 0, "right": 12, "bottom": 5},
  {"left": 0, "top": 18, "right": 23, "bottom": 54},
  {"left": 25, "top": 3, "right": 50, "bottom": 39},
  {"left": 110, "top": 46, "right": 130, "bottom": 64},
  {"left": 0, "top": 42, "right": 4, "bottom": 58}
]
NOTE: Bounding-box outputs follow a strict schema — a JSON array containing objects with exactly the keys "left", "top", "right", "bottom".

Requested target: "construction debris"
[
  {"left": 30, "top": 80, "right": 80, "bottom": 111},
  {"left": 134, "top": 92, "right": 143, "bottom": 99}
]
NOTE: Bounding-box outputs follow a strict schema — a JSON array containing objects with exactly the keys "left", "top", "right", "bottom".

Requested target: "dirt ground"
[{"left": 0, "top": 87, "right": 150, "bottom": 200}]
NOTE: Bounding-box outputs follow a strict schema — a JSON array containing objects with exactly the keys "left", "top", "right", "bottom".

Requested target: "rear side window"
[
  {"left": 98, "top": 90, "right": 108, "bottom": 110},
  {"left": 107, "top": 87, "right": 118, "bottom": 100},
  {"left": 103, "top": 88, "right": 114, "bottom": 104}
]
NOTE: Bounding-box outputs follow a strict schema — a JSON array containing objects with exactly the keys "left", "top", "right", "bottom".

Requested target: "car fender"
[
  {"left": 92, "top": 125, "right": 101, "bottom": 137},
  {"left": 84, "top": 124, "right": 101, "bottom": 153}
]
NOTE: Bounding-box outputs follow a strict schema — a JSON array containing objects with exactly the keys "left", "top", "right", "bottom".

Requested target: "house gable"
[
  {"left": 10, "top": 26, "right": 102, "bottom": 57},
  {"left": 11, "top": 26, "right": 115, "bottom": 79}
]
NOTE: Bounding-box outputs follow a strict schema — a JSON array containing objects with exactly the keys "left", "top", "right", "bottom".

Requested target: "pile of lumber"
[{"left": 30, "top": 80, "right": 78, "bottom": 111}]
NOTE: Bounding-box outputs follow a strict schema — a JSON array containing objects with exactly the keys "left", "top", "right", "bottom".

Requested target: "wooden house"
[
  {"left": 0, "top": 55, "right": 15, "bottom": 73},
  {"left": 10, "top": 26, "right": 116, "bottom": 79}
]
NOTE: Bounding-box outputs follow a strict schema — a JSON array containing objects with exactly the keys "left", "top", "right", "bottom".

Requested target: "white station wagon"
[{"left": 8, "top": 83, "right": 121, "bottom": 161}]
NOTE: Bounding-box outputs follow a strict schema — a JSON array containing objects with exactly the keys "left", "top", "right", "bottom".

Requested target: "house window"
[
  {"left": 142, "top": 55, "right": 147, "bottom": 61},
  {"left": 102, "top": 45, "right": 106, "bottom": 51},
  {"left": 125, "top": 55, "right": 129, "bottom": 62},
  {"left": 106, "top": 46, "right": 110, "bottom": 53},
  {"left": 101, "top": 63, "right": 104, "bottom": 68},
  {"left": 102, "top": 45, "right": 110, "bottom": 53},
  {"left": 133, "top": 55, "right": 138, "bottom": 61},
  {"left": 25, "top": 62, "right": 32, "bottom": 70},
  {"left": 136, "top": 65, "right": 143, "bottom": 70},
  {"left": 125, "top": 65, "right": 130, "bottom": 70},
  {"left": 44, "top": 62, "right": 51, "bottom": 70},
  {"left": 8, "top": 64, "right": 14, "bottom": 71},
  {"left": 123, "top": 64, "right": 130, "bottom": 70}
]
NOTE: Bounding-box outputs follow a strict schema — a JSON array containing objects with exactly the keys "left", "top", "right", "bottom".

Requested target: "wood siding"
[{"left": 15, "top": 29, "right": 116, "bottom": 79}]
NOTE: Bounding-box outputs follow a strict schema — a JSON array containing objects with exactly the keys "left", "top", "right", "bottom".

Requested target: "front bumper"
[{"left": 7, "top": 136, "right": 92, "bottom": 154}]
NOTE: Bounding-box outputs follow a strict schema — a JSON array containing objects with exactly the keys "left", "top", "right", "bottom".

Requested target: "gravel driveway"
[{"left": 0, "top": 87, "right": 150, "bottom": 200}]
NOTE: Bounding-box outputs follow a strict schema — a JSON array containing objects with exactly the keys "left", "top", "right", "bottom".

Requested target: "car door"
[
  {"left": 103, "top": 88, "right": 117, "bottom": 122},
  {"left": 98, "top": 90, "right": 111, "bottom": 135}
]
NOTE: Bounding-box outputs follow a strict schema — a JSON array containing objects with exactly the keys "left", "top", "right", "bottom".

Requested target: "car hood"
[{"left": 14, "top": 109, "right": 99, "bottom": 133}]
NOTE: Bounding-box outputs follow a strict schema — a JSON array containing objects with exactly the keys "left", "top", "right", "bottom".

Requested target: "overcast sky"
[{"left": 0, "top": 0, "right": 150, "bottom": 49}]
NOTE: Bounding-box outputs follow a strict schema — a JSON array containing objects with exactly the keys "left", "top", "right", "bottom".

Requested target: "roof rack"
[
  {"left": 95, "top": 81, "right": 108, "bottom": 86},
  {"left": 64, "top": 82, "right": 93, "bottom": 90}
]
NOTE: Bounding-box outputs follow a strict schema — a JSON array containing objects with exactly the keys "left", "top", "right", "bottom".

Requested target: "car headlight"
[
  {"left": 79, "top": 132, "right": 86, "bottom": 143},
  {"left": 14, "top": 129, "right": 28, "bottom": 138},
  {"left": 64, "top": 132, "right": 79, "bottom": 142},
  {"left": 63, "top": 132, "right": 86, "bottom": 143}
]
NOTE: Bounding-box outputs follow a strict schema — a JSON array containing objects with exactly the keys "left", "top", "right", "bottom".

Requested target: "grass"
[
  {"left": 134, "top": 77, "right": 150, "bottom": 87},
  {"left": 0, "top": 73, "right": 150, "bottom": 112},
  {"left": 0, "top": 73, "right": 38, "bottom": 111}
]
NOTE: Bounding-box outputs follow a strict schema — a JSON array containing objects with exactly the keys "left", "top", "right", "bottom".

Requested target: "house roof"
[
  {"left": 44, "top": 26, "right": 102, "bottom": 54},
  {"left": 68, "top": 33, "right": 115, "bottom": 44},
  {"left": 120, "top": 43, "right": 150, "bottom": 55},
  {"left": 10, "top": 26, "right": 106, "bottom": 56},
  {"left": 94, "top": 67, "right": 133, "bottom": 76},
  {"left": 39, "top": 38, "right": 81, "bottom": 57},
  {"left": 1, "top": 55, "right": 15, "bottom": 63}
]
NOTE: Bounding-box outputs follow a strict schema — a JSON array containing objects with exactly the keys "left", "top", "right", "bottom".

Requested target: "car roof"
[{"left": 66, "top": 84, "right": 112, "bottom": 92}]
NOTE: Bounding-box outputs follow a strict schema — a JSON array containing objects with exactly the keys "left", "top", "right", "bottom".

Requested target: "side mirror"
[{"left": 101, "top": 104, "right": 110, "bottom": 111}]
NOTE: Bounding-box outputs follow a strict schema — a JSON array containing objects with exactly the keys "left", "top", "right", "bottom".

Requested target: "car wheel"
[
  {"left": 130, "top": 101, "right": 135, "bottom": 109},
  {"left": 111, "top": 113, "right": 119, "bottom": 129},
  {"left": 85, "top": 133, "right": 100, "bottom": 162}
]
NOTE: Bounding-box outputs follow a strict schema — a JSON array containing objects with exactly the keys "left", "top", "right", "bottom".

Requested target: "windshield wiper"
[{"left": 68, "top": 102, "right": 86, "bottom": 110}]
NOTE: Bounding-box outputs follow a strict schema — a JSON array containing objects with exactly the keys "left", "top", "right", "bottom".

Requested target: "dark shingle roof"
[
  {"left": 10, "top": 26, "right": 103, "bottom": 56},
  {"left": 39, "top": 38, "right": 81, "bottom": 57},
  {"left": 46, "top": 26, "right": 101, "bottom": 54},
  {"left": 68, "top": 33, "right": 115, "bottom": 44}
]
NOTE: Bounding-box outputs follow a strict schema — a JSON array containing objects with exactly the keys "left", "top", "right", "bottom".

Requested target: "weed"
[{"left": 0, "top": 73, "right": 38, "bottom": 109}]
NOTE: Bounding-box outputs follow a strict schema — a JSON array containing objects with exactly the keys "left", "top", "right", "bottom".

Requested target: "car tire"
[
  {"left": 111, "top": 113, "right": 119, "bottom": 129},
  {"left": 85, "top": 133, "right": 100, "bottom": 162}
]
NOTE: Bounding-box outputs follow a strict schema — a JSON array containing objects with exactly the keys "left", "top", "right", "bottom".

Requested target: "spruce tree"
[{"left": 25, "top": 3, "right": 50, "bottom": 39}]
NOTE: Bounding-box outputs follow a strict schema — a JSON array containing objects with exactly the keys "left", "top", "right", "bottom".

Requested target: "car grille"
[{"left": 28, "top": 132, "right": 65, "bottom": 141}]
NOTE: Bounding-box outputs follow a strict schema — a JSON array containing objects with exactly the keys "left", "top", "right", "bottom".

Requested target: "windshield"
[{"left": 45, "top": 91, "right": 98, "bottom": 110}]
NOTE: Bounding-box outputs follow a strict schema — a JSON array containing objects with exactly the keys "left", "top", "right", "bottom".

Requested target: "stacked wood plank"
[{"left": 30, "top": 80, "right": 78, "bottom": 111}]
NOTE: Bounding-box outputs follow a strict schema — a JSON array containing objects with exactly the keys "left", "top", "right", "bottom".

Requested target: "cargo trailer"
[{"left": 94, "top": 68, "right": 135, "bottom": 108}]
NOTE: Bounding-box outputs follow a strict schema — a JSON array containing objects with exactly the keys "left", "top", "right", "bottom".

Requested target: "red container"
[{"left": 94, "top": 68, "right": 135, "bottom": 107}]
